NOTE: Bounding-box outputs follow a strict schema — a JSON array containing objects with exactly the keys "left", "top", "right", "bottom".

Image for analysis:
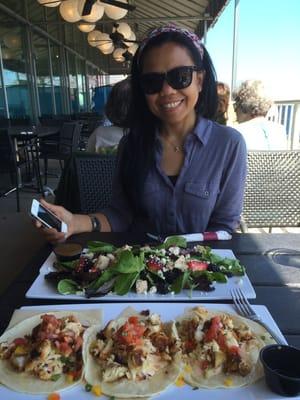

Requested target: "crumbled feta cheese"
[
  {"left": 122, "top": 245, "right": 132, "bottom": 251},
  {"left": 136, "top": 279, "right": 148, "bottom": 294},
  {"left": 84, "top": 252, "right": 94, "bottom": 259},
  {"left": 174, "top": 255, "right": 188, "bottom": 271},
  {"left": 107, "top": 253, "right": 115, "bottom": 261},
  {"left": 96, "top": 255, "right": 110, "bottom": 270},
  {"left": 160, "top": 249, "right": 166, "bottom": 256},
  {"left": 168, "top": 246, "right": 180, "bottom": 256},
  {"left": 160, "top": 258, "right": 167, "bottom": 265},
  {"left": 149, "top": 286, "right": 157, "bottom": 294}
]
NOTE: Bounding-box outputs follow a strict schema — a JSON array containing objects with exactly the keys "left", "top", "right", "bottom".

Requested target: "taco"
[
  {"left": 176, "top": 306, "right": 275, "bottom": 388},
  {"left": 83, "top": 307, "right": 182, "bottom": 398},
  {"left": 0, "top": 310, "right": 102, "bottom": 394}
]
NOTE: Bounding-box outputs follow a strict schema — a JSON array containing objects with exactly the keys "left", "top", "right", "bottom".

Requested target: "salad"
[{"left": 45, "top": 237, "right": 245, "bottom": 298}]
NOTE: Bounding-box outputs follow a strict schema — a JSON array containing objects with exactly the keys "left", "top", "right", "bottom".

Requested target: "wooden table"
[{"left": 1, "top": 233, "right": 299, "bottom": 348}]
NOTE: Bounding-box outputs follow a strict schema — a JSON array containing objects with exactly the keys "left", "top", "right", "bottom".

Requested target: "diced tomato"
[
  {"left": 204, "top": 316, "right": 222, "bottom": 342},
  {"left": 185, "top": 339, "right": 197, "bottom": 352},
  {"left": 216, "top": 332, "right": 227, "bottom": 351},
  {"left": 74, "top": 336, "right": 83, "bottom": 352},
  {"left": 13, "top": 338, "right": 27, "bottom": 346},
  {"left": 147, "top": 260, "right": 163, "bottom": 271},
  {"left": 48, "top": 393, "right": 60, "bottom": 400},
  {"left": 59, "top": 342, "right": 72, "bottom": 356},
  {"left": 228, "top": 345, "right": 240, "bottom": 356},
  {"left": 187, "top": 261, "right": 208, "bottom": 271},
  {"left": 116, "top": 320, "right": 146, "bottom": 346},
  {"left": 200, "top": 360, "right": 209, "bottom": 370},
  {"left": 128, "top": 316, "right": 139, "bottom": 324}
]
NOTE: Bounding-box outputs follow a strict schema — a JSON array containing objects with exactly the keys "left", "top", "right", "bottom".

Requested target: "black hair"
[
  {"left": 120, "top": 30, "right": 218, "bottom": 216},
  {"left": 105, "top": 77, "right": 131, "bottom": 127}
]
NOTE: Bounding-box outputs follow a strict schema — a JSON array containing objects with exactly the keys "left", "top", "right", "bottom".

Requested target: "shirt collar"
[
  {"left": 192, "top": 117, "right": 212, "bottom": 146},
  {"left": 154, "top": 116, "right": 212, "bottom": 147}
]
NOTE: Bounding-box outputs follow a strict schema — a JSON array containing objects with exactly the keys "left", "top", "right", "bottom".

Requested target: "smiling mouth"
[{"left": 161, "top": 99, "right": 184, "bottom": 110}]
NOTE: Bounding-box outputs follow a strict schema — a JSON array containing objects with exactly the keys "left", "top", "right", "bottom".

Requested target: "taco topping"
[
  {"left": 89, "top": 311, "right": 180, "bottom": 383},
  {"left": 177, "top": 307, "right": 261, "bottom": 380},
  {"left": 0, "top": 314, "right": 84, "bottom": 382}
]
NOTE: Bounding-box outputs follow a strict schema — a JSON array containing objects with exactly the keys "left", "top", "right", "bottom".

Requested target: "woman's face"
[{"left": 141, "top": 42, "right": 204, "bottom": 128}]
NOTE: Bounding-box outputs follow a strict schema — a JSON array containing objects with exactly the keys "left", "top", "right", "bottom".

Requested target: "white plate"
[
  {"left": 26, "top": 249, "right": 256, "bottom": 300},
  {"left": 0, "top": 302, "right": 291, "bottom": 400}
]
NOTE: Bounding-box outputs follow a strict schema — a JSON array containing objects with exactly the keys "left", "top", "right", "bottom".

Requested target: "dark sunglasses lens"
[
  {"left": 141, "top": 74, "right": 164, "bottom": 94},
  {"left": 168, "top": 67, "right": 193, "bottom": 89}
]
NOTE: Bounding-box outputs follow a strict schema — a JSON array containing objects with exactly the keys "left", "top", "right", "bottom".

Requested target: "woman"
[
  {"left": 87, "top": 77, "right": 131, "bottom": 152},
  {"left": 36, "top": 25, "right": 247, "bottom": 243},
  {"left": 233, "top": 80, "right": 287, "bottom": 150}
]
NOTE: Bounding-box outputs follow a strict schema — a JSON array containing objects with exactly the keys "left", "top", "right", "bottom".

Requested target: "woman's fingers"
[{"left": 42, "top": 227, "right": 67, "bottom": 244}]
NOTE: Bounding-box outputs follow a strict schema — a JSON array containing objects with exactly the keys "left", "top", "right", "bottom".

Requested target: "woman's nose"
[{"left": 159, "top": 79, "right": 176, "bottom": 95}]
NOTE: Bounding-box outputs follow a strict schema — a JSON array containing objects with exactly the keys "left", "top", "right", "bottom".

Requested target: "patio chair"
[
  {"left": 40, "top": 121, "right": 82, "bottom": 184},
  {"left": 55, "top": 152, "right": 116, "bottom": 213},
  {"left": 241, "top": 150, "right": 300, "bottom": 232}
]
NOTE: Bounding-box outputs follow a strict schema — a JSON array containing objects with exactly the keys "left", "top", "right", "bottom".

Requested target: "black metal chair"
[
  {"left": 55, "top": 152, "right": 116, "bottom": 213},
  {"left": 40, "top": 121, "right": 82, "bottom": 184},
  {"left": 241, "top": 151, "right": 300, "bottom": 232}
]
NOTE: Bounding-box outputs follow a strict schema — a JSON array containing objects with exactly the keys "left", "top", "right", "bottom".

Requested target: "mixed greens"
[{"left": 45, "top": 236, "right": 245, "bottom": 298}]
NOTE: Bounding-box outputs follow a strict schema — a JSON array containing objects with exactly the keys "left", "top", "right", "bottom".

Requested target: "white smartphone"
[{"left": 31, "top": 199, "right": 67, "bottom": 233}]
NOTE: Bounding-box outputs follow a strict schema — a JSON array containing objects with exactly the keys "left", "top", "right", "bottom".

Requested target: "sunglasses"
[{"left": 140, "top": 65, "right": 201, "bottom": 95}]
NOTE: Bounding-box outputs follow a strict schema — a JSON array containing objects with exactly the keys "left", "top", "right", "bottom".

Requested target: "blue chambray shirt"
[{"left": 101, "top": 117, "right": 247, "bottom": 234}]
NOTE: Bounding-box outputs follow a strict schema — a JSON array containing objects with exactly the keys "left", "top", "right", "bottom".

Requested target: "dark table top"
[
  {"left": 8, "top": 125, "right": 60, "bottom": 138},
  {"left": 1, "top": 233, "right": 300, "bottom": 348}
]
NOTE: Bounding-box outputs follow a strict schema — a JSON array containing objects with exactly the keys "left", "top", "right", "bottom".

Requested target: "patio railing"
[{"left": 268, "top": 100, "right": 300, "bottom": 150}]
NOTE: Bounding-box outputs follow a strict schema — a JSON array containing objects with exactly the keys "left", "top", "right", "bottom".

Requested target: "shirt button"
[{"left": 204, "top": 190, "right": 209, "bottom": 197}]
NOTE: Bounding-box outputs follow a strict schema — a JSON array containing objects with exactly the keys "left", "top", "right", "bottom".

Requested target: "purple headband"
[{"left": 138, "top": 24, "right": 204, "bottom": 63}]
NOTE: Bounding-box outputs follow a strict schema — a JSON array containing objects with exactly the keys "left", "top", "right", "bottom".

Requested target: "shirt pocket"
[{"left": 184, "top": 181, "right": 218, "bottom": 199}]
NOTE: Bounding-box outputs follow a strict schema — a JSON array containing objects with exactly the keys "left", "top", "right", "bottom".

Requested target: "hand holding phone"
[{"left": 31, "top": 199, "right": 67, "bottom": 233}]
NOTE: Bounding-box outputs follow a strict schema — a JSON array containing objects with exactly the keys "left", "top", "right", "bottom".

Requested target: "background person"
[
  {"left": 35, "top": 25, "right": 247, "bottom": 244},
  {"left": 215, "top": 82, "right": 230, "bottom": 125},
  {"left": 233, "top": 80, "right": 287, "bottom": 150},
  {"left": 87, "top": 77, "right": 131, "bottom": 152}
]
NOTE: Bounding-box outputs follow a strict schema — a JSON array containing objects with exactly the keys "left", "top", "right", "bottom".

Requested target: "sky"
[{"left": 206, "top": 0, "right": 300, "bottom": 100}]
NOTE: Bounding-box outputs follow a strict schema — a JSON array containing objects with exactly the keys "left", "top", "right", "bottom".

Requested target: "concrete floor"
[{"left": 0, "top": 160, "right": 60, "bottom": 294}]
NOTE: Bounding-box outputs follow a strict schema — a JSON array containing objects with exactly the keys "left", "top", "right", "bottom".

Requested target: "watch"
[{"left": 89, "top": 215, "right": 101, "bottom": 232}]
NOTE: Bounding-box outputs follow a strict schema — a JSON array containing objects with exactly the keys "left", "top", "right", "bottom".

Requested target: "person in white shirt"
[
  {"left": 233, "top": 80, "right": 287, "bottom": 150},
  {"left": 87, "top": 78, "right": 130, "bottom": 152}
]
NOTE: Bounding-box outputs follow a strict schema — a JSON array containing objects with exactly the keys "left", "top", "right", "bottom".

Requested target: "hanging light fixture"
[
  {"left": 87, "top": 30, "right": 103, "bottom": 47},
  {"left": 97, "top": 32, "right": 114, "bottom": 53},
  {"left": 127, "top": 42, "right": 138, "bottom": 55},
  {"left": 59, "top": 0, "right": 81, "bottom": 23},
  {"left": 77, "top": 22, "right": 96, "bottom": 32},
  {"left": 113, "top": 22, "right": 131, "bottom": 39},
  {"left": 78, "top": 0, "right": 104, "bottom": 22},
  {"left": 37, "top": 0, "right": 61, "bottom": 7},
  {"left": 104, "top": 0, "right": 128, "bottom": 20},
  {"left": 113, "top": 47, "right": 126, "bottom": 62}
]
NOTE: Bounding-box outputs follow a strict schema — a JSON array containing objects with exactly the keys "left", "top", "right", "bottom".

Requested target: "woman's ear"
[{"left": 197, "top": 70, "right": 206, "bottom": 92}]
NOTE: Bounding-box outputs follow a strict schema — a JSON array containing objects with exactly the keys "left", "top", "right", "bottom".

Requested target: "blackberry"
[
  {"left": 207, "top": 264, "right": 221, "bottom": 273},
  {"left": 194, "top": 275, "right": 215, "bottom": 292},
  {"left": 164, "top": 269, "right": 181, "bottom": 283},
  {"left": 156, "top": 281, "right": 170, "bottom": 294}
]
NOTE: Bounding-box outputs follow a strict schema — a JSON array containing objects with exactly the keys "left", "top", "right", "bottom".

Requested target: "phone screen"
[{"left": 37, "top": 204, "right": 62, "bottom": 231}]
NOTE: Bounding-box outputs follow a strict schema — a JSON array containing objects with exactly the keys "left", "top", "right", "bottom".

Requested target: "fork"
[{"left": 230, "top": 288, "right": 285, "bottom": 345}]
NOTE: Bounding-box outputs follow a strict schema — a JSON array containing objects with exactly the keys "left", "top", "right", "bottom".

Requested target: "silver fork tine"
[
  {"left": 237, "top": 287, "right": 253, "bottom": 315},
  {"left": 231, "top": 288, "right": 285, "bottom": 345}
]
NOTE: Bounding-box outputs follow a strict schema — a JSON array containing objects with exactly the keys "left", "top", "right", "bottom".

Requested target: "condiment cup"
[
  {"left": 260, "top": 344, "right": 300, "bottom": 397},
  {"left": 54, "top": 243, "right": 83, "bottom": 261}
]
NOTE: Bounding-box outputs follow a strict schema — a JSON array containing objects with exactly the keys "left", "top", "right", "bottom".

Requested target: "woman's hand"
[{"left": 33, "top": 199, "right": 75, "bottom": 244}]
